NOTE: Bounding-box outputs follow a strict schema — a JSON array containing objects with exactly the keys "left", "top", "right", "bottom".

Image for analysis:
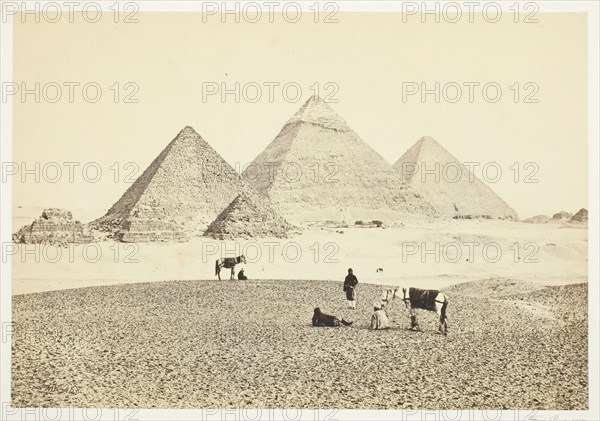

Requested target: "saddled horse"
[
  {"left": 381, "top": 287, "right": 448, "bottom": 335},
  {"left": 215, "top": 255, "right": 246, "bottom": 280}
]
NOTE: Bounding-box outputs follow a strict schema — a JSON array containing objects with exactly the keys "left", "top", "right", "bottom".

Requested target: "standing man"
[{"left": 343, "top": 268, "right": 359, "bottom": 309}]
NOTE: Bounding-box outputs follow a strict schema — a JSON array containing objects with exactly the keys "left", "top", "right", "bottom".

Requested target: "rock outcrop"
[
  {"left": 522, "top": 215, "right": 551, "bottom": 224},
  {"left": 552, "top": 211, "right": 573, "bottom": 220},
  {"left": 570, "top": 208, "right": 588, "bottom": 223}
]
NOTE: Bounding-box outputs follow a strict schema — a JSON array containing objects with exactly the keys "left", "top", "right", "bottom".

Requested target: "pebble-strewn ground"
[{"left": 12, "top": 279, "right": 587, "bottom": 409}]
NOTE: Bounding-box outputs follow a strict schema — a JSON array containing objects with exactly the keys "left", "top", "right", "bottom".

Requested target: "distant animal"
[
  {"left": 215, "top": 255, "right": 246, "bottom": 280},
  {"left": 312, "top": 308, "right": 353, "bottom": 327},
  {"left": 381, "top": 287, "right": 448, "bottom": 335},
  {"left": 376, "top": 268, "right": 383, "bottom": 273}
]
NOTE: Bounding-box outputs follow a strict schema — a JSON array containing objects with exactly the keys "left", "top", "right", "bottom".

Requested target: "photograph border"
[{"left": 1, "top": 1, "right": 598, "bottom": 420}]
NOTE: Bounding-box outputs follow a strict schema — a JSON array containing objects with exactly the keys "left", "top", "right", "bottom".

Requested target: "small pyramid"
[
  {"left": 204, "top": 193, "right": 295, "bottom": 239},
  {"left": 393, "top": 136, "right": 517, "bottom": 219},
  {"left": 244, "top": 96, "right": 436, "bottom": 222},
  {"left": 93, "top": 126, "right": 250, "bottom": 242},
  {"left": 13, "top": 208, "right": 93, "bottom": 245}
]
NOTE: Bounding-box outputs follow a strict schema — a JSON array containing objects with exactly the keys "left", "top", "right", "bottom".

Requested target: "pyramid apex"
[
  {"left": 304, "top": 94, "right": 325, "bottom": 105},
  {"left": 285, "top": 96, "right": 347, "bottom": 131},
  {"left": 169, "top": 126, "right": 209, "bottom": 149},
  {"left": 179, "top": 126, "right": 198, "bottom": 136},
  {"left": 410, "top": 136, "right": 447, "bottom": 157},
  {"left": 417, "top": 135, "right": 439, "bottom": 144}
]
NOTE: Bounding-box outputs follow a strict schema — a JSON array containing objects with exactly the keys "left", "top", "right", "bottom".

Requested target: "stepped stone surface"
[
  {"left": 393, "top": 136, "right": 517, "bottom": 219},
  {"left": 243, "top": 96, "right": 436, "bottom": 222},
  {"left": 204, "top": 193, "right": 295, "bottom": 240},
  {"left": 13, "top": 208, "right": 93, "bottom": 245},
  {"left": 570, "top": 208, "right": 588, "bottom": 223},
  {"left": 92, "top": 126, "right": 250, "bottom": 242}
]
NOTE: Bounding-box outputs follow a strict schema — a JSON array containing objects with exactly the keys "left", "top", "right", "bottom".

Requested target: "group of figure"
[
  {"left": 316, "top": 267, "right": 449, "bottom": 335},
  {"left": 217, "top": 257, "right": 449, "bottom": 334}
]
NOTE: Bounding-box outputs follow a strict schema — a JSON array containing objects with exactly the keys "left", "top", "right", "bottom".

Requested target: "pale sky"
[{"left": 11, "top": 12, "right": 588, "bottom": 219}]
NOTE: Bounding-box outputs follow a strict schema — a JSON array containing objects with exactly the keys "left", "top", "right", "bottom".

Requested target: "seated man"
[
  {"left": 370, "top": 302, "right": 390, "bottom": 330},
  {"left": 237, "top": 269, "right": 248, "bottom": 281}
]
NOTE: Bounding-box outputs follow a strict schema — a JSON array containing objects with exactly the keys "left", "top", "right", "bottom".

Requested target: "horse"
[
  {"left": 215, "top": 255, "right": 246, "bottom": 280},
  {"left": 381, "top": 287, "right": 448, "bottom": 335}
]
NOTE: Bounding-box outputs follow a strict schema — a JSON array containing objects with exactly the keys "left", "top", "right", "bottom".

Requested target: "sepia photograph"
[{"left": 0, "top": 1, "right": 598, "bottom": 420}]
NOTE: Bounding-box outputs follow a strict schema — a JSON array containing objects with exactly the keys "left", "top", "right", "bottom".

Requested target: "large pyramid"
[
  {"left": 93, "top": 126, "right": 250, "bottom": 242},
  {"left": 243, "top": 96, "right": 436, "bottom": 222},
  {"left": 204, "top": 193, "right": 295, "bottom": 240},
  {"left": 393, "top": 136, "right": 517, "bottom": 219}
]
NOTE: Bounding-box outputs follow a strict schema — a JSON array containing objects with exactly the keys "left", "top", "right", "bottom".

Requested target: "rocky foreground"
[{"left": 12, "top": 279, "right": 587, "bottom": 409}]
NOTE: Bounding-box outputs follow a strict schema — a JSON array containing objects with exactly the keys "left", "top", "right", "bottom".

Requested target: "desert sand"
[
  {"left": 12, "top": 279, "right": 587, "bottom": 409},
  {"left": 10, "top": 207, "right": 588, "bottom": 409},
  {"left": 12, "top": 207, "right": 587, "bottom": 295}
]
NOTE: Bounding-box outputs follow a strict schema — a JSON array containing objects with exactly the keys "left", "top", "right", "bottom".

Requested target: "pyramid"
[
  {"left": 243, "top": 96, "right": 436, "bottom": 222},
  {"left": 93, "top": 126, "right": 250, "bottom": 242},
  {"left": 393, "top": 136, "right": 517, "bottom": 219},
  {"left": 204, "top": 193, "right": 295, "bottom": 240},
  {"left": 13, "top": 208, "right": 93, "bottom": 245}
]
